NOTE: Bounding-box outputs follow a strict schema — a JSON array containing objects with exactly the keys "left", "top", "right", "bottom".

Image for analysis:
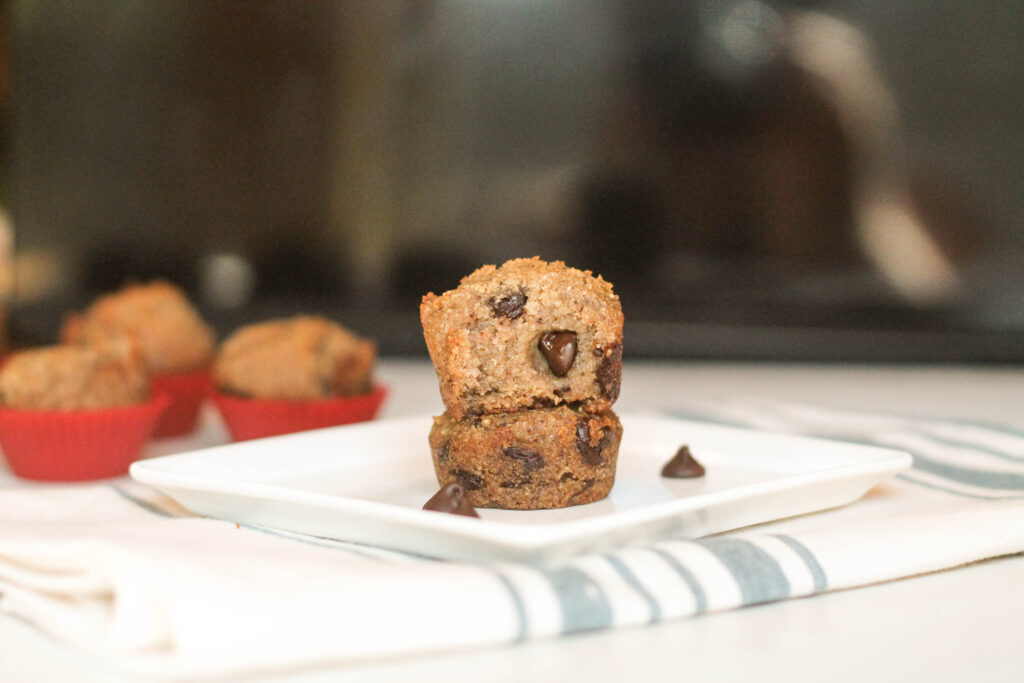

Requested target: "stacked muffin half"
[{"left": 420, "top": 257, "right": 624, "bottom": 510}]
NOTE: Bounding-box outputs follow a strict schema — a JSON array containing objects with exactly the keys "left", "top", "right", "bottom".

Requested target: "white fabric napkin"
[{"left": 2, "top": 399, "right": 1023, "bottom": 680}]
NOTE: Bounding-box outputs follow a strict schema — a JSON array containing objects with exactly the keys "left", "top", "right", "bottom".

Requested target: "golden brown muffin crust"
[
  {"left": 429, "top": 405, "right": 622, "bottom": 509},
  {"left": 62, "top": 280, "right": 215, "bottom": 374},
  {"left": 0, "top": 341, "right": 150, "bottom": 410},
  {"left": 213, "top": 315, "right": 376, "bottom": 400}
]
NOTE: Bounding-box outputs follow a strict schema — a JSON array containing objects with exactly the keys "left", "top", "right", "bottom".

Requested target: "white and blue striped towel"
[{"left": 2, "top": 400, "right": 1023, "bottom": 679}]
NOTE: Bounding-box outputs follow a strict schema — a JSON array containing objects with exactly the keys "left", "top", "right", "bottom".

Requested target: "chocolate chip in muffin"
[
  {"left": 452, "top": 469, "right": 485, "bottom": 490},
  {"left": 569, "top": 477, "right": 597, "bottom": 504},
  {"left": 538, "top": 331, "right": 577, "bottom": 376},
  {"left": 596, "top": 343, "right": 622, "bottom": 400},
  {"left": 502, "top": 445, "right": 545, "bottom": 473},
  {"left": 575, "top": 420, "right": 611, "bottom": 466},
  {"left": 489, "top": 289, "right": 527, "bottom": 319},
  {"left": 435, "top": 439, "right": 451, "bottom": 463}
]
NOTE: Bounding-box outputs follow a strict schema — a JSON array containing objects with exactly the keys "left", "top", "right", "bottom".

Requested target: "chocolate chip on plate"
[
  {"left": 538, "top": 331, "right": 577, "bottom": 376},
  {"left": 423, "top": 483, "right": 480, "bottom": 517},
  {"left": 661, "top": 445, "right": 706, "bottom": 478}
]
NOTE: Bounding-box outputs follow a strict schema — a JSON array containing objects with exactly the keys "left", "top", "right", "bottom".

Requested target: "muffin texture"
[
  {"left": 62, "top": 280, "right": 215, "bottom": 374},
  {"left": 214, "top": 316, "right": 375, "bottom": 400},
  {"left": 0, "top": 341, "right": 149, "bottom": 410},
  {"left": 429, "top": 406, "right": 621, "bottom": 509},
  {"left": 421, "top": 257, "right": 625, "bottom": 511},
  {"left": 420, "top": 257, "right": 623, "bottom": 421}
]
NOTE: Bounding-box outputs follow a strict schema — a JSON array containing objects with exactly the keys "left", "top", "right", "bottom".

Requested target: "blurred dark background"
[{"left": 2, "top": 0, "right": 1023, "bottom": 361}]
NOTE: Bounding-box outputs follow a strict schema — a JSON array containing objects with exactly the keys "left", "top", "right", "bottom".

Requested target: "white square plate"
[{"left": 130, "top": 414, "right": 911, "bottom": 563}]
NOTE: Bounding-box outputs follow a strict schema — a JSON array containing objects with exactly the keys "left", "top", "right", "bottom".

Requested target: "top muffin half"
[{"left": 420, "top": 257, "right": 623, "bottom": 420}]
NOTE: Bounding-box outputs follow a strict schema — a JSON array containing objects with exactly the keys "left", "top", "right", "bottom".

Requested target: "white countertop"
[{"left": 3, "top": 360, "right": 1023, "bottom": 682}]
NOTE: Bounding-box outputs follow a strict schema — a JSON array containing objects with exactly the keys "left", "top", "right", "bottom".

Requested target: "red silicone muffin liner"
[
  {"left": 150, "top": 369, "right": 213, "bottom": 438},
  {"left": 211, "top": 384, "right": 388, "bottom": 442},
  {"left": 0, "top": 393, "right": 170, "bottom": 481}
]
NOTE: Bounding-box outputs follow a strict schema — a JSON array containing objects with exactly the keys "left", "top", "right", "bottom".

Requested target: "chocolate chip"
[
  {"left": 435, "top": 440, "right": 450, "bottom": 463},
  {"left": 452, "top": 469, "right": 484, "bottom": 490},
  {"left": 569, "top": 477, "right": 597, "bottom": 504},
  {"left": 500, "top": 480, "right": 525, "bottom": 489},
  {"left": 502, "top": 446, "right": 544, "bottom": 472},
  {"left": 575, "top": 420, "right": 610, "bottom": 465},
  {"left": 538, "top": 331, "right": 577, "bottom": 376},
  {"left": 489, "top": 289, "right": 527, "bottom": 319},
  {"left": 423, "top": 483, "right": 479, "bottom": 517},
  {"left": 527, "top": 396, "right": 556, "bottom": 410},
  {"left": 596, "top": 343, "right": 622, "bottom": 400},
  {"left": 661, "top": 445, "right": 706, "bottom": 478}
]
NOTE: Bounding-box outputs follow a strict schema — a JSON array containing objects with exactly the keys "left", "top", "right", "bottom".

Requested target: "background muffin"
[
  {"left": 0, "top": 340, "right": 148, "bottom": 410},
  {"left": 214, "top": 315, "right": 374, "bottom": 400},
  {"left": 0, "top": 340, "right": 166, "bottom": 481},
  {"left": 61, "top": 280, "right": 216, "bottom": 436},
  {"left": 61, "top": 280, "right": 215, "bottom": 374},
  {"left": 210, "top": 316, "right": 383, "bottom": 441}
]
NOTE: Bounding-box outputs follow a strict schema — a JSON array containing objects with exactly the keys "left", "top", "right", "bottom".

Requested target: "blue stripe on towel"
[
  {"left": 543, "top": 567, "right": 614, "bottom": 633},
  {"left": 698, "top": 537, "right": 791, "bottom": 605},
  {"left": 668, "top": 408, "right": 1024, "bottom": 494},
  {"left": 916, "top": 415, "right": 1024, "bottom": 441},
  {"left": 908, "top": 455, "right": 1024, "bottom": 491},
  {"left": 910, "top": 431, "right": 1024, "bottom": 463},
  {"left": 773, "top": 535, "right": 828, "bottom": 591},
  {"left": 650, "top": 547, "right": 708, "bottom": 614},
  {"left": 492, "top": 571, "right": 529, "bottom": 641},
  {"left": 604, "top": 554, "right": 662, "bottom": 623},
  {"left": 897, "top": 473, "right": 1024, "bottom": 501}
]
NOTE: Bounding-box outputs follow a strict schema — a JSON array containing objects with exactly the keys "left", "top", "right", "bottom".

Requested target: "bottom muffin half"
[{"left": 428, "top": 405, "right": 621, "bottom": 510}]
